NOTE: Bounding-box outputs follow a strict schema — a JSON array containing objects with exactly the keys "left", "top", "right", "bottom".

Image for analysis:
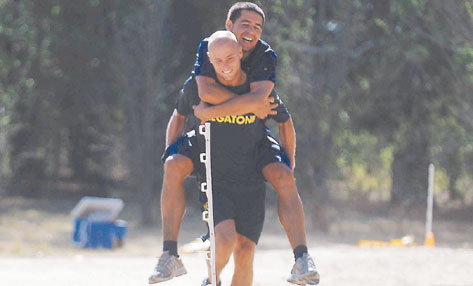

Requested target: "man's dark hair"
[{"left": 227, "top": 2, "right": 265, "bottom": 24}]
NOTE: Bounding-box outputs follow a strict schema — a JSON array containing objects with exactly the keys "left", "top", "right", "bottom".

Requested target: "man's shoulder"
[
  {"left": 246, "top": 39, "right": 276, "bottom": 67},
  {"left": 256, "top": 39, "right": 277, "bottom": 57},
  {"left": 198, "top": 37, "right": 210, "bottom": 52},
  {"left": 182, "top": 75, "right": 198, "bottom": 94}
]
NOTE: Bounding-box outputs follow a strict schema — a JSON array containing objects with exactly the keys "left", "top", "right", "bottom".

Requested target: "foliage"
[{"left": 1, "top": 0, "right": 473, "bottom": 223}]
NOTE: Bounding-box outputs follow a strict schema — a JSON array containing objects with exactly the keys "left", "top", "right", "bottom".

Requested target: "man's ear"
[
  {"left": 225, "top": 19, "right": 233, "bottom": 31},
  {"left": 238, "top": 46, "right": 243, "bottom": 59},
  {"left": 207, "top": 51, "right": 212, "bottom": 64}
]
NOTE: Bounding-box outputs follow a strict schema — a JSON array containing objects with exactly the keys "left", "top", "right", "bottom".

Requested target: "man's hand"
[
  {"left": 192, "top": 101, "right": 211, "bottom": 123},
  {"left": 253, "top": 95, "right": 278, "bottom": 119}
]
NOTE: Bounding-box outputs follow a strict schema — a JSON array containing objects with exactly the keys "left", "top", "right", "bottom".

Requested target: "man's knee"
[
  {"left": 215, "top": 220, "right": 237, "bottom": 250},
  {"left": 164, "top": 155, "right": 193, "bottom": 180},
  {"left": 234, "top": 238, "right": 255, "bottom": 255},
  {"left": 233, "top": 236, "right": 256, "bottom": 265},
  {"left": 263, "top": 162, "right": 295, "bottom": 189}
]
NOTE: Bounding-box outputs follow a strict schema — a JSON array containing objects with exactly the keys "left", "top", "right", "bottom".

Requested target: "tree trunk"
[
  {"left": 115, "top": 0, "right": 171, "bottom": 225},
  {"left": 390, "top": 127, "right": 430, "bottom": 207},
  {"left": 445, "top": 148, "right": 461, "bottom": 201}
]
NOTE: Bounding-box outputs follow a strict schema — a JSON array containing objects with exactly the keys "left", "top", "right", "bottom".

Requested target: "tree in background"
[
  {"left": 350, "top": 0, "right": 473, "bottom": 207},
  {"left": 259, "top": 0, "right": 473, "bottom": 227},
  {"left": 55, "top": 0, "right": 120, "bottom": 191},
  {"left": 2, "top": 0, "right": 473, "bottom": 225},
  {"left": 2, "top": 1, "right": 61, "bottom": 195},
  {"left": 113, "top": 0, "right": 173, "bottom": 224}
]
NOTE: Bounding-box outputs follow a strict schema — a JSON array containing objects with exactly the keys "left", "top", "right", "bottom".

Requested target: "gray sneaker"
[
  {"left": 287, "top": 253, "right": 320, "bottom": 285},
  {"left": 148, "top": 251, "right": 187, "bottom": 284}
]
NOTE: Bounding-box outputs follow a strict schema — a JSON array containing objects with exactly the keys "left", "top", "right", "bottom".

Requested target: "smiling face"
[
  {"left": 207, "top": 32, "right": 243, "bottom": 85},
  {"left": 226, "top": 9, "right": 263, "bottom": 57}
]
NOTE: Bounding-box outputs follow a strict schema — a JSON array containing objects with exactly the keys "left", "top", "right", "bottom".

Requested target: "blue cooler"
[
  {"left": 71, "top": 197, "right": 128, "bottom": 249},
  {"left": 72, "top": 219, "right": 128, "bottom": 249}
]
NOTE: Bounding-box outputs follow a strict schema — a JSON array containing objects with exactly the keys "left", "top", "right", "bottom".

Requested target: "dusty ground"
[
  {"left": 1, "top": 196, "right": 473, "bottom": 285},
  {"left": 2, "top": 247, "right": 473, "bottom": 286}
]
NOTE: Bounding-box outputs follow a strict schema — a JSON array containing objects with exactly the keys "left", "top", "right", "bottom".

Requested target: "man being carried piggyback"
[{"left": 149, "top": 2, "right": 320, "bottom": 285}]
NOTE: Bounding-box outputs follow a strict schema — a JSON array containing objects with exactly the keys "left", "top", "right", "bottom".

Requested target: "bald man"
[
  {"left": 153, "top": 31, "right": 288, "bottom": 286},
  {"left": 197, "top": 31, "right": 269, "bottom": 286},
  {"left": 150, "top": 4, "right": 319, "bottom": 285}
]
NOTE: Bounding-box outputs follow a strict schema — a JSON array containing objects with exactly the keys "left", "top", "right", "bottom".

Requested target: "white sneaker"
[
  {"left": 287, "top": 253, "right": 320, "bottom": 285},
  {"left": 180, "top": 237, "right": 210, "bottom": 254},
  {"left": 148, "top": 251, "right": 187, "bottom": 284}
]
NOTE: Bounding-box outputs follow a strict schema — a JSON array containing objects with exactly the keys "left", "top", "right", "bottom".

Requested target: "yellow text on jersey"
[{"left": 210, "top": 115, "right": 256, "bottom": 125}]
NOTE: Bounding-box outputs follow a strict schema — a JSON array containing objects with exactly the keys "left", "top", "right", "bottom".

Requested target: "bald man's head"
[
  {"left": 208, "top": 30, "right": 240, "bottom": 53},
  {"left": 207, "top": 31, "right": 243, "bottom": 84}
]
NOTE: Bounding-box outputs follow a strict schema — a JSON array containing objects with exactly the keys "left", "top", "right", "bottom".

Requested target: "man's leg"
[
  {"left": 214, "top": 220, "right": 237, "bottom": 282},
  {"left": 231, "top": 234, "right": 256, "bottom": 286},
  {"left": 203, "top": 219, "right": 237, "bottom": 285},
  {"left": 263, "top": 162, "right": 320, "bottom": 284},
  {"left": 262, "top": 162, "right": 306, "bottom": 250},
  {"left": 161, "top": 154, "right": 194, "bottom": 244},
  {"left": 149, "top": 154, "right": 193, "bottom": 284}
]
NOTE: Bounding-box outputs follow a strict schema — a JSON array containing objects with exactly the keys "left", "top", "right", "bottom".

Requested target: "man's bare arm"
[
  {"left": 279, "top": 116, "right": 296, "bottom": 171},
  {"left": 193, "top": 95, "right": 277, "bottom": 123},
  {"left": 165, "top": 109, "right": 187, "bottom": 147},
  {"left": 193, "top": 79, "right": 277, "bottom": 121},
  {"left": 195, "top": 76, "right": 236, "bottom": 104}
]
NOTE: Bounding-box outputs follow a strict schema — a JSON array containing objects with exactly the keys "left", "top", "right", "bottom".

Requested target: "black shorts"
[
  {"left": 161, "top": 130, "right": 204, "bottom": 177},
  {"left": 256, "top": 133, "right": 291, "bottom": 173},
  {"left": 201, "top": 183, "right": 265, "bottom": 244},
  {"left": 163, "top": 131, "right": 289, "bottom": 177}
]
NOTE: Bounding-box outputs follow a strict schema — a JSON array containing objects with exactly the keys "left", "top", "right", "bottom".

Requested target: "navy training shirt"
[
  {"left": 175, "top": 76, "right": 289, "bottom": 190},
  {"left": 193, "top": 38, "right": 277, "bottom": 83}
]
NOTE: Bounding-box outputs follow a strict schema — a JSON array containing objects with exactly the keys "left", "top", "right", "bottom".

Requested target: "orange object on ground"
[{"left": 424, "top": 231, "right": 435, "bottom": 247}]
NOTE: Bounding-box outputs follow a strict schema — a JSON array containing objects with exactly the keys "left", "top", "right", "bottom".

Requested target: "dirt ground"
[
  {"left": 1, "top": 197, "right": 473, "bottom": 285},
  {"left": 2, "top": 246, "right": 473, "bottom": 286}
]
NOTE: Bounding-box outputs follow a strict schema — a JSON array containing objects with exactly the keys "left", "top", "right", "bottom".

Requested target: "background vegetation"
[{"left": 2, "top": 0, "right": 473, "bottom": 227}]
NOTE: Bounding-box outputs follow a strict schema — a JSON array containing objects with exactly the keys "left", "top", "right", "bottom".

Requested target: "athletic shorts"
[
  {"left": 161, "top": 130, "right": 203, "bottom": 177},
  {"left": 163, "top": 131, "right": 290, "bottom": 176},
  {"left": 201, "top": 183, "right": 265, "bottom": 244},
  {"left": 256, "top": 133, "right": 291, "bottom": 173}
]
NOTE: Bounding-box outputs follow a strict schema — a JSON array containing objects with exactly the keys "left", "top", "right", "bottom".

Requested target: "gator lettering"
[{"left": 209, "top": 115, "right": 256, "bottom": 125}]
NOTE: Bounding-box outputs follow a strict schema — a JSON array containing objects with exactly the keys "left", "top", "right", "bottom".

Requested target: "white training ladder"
[{"left": 199, "top": 122, "right": 217, "bottom": 286}]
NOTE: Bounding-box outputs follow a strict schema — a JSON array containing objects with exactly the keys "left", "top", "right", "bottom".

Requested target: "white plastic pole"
[
  {"left": 425, "top": 163, "right": 435, "bottom": 237},
  {"left": 199, "top": 123, "right": 217, "bottom": 286}
]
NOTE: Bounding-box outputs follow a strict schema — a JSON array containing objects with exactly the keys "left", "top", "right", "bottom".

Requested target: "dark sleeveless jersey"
[{"left": 175, "top": 76, "right": 289, "bottom": 190}]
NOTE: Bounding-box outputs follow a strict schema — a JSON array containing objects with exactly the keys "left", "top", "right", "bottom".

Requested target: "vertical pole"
[
  {"left": 425, "top": 163, "right": 435, "bottom": 246},
  {"left": 199, "top": 123, "right": 217, "bottom": 285}
]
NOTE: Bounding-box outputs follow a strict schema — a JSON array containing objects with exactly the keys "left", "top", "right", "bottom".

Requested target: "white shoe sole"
[
  {"left": 287, "top": 271, "right": 320, "bottom": 285},
  {"left": 148, "top": 267, "right": 187, "bottom": 284},
  {"left": 180, "top": 240, "right": 210, "bottom": 254}
]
